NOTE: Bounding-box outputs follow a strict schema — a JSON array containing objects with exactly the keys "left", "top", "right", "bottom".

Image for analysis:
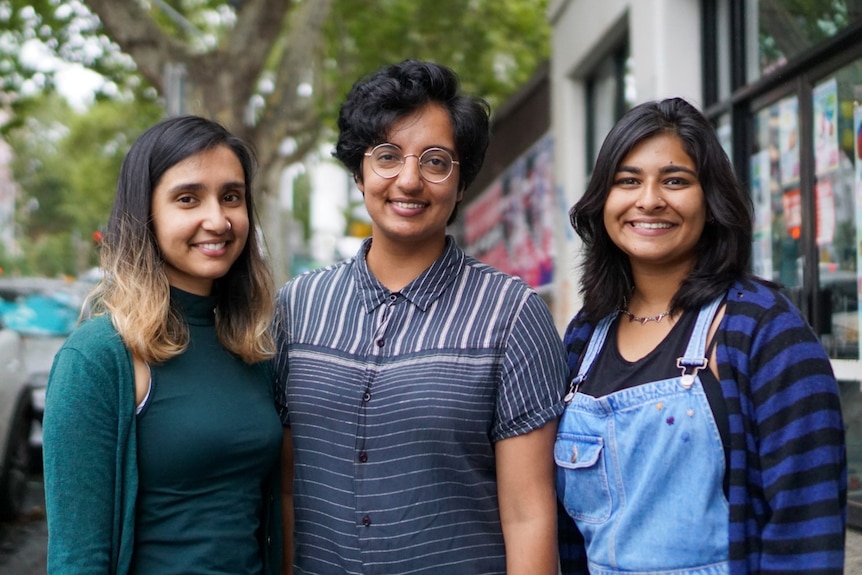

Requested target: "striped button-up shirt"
[{"left": 274, "top": 236, "right": 567, "bottom": 574}]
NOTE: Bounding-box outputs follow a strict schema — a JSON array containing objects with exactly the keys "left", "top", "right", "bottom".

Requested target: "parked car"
[
  {"left": 0, "top": 307, "right": 32, "bottom": 521},
  {"left": 0, "top": 277, "right": 89, "bottom": 487}
]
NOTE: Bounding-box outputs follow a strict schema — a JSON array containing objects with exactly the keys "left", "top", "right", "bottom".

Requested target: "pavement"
[
  {"left": 2, "top": 480, "right": 862, "bottom": 573},
  {"left": 848, "top": 528, "right": 862, "bottom": 574}
]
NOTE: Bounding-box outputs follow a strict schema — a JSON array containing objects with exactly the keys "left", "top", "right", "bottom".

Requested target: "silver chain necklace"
[{"left": 619, "top": 297, "right": 671, "bottom": 325}]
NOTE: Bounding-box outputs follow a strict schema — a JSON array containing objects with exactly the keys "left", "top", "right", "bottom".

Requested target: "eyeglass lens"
[{"left": 369, "top": 144, "right": 455, "bottom": 182}]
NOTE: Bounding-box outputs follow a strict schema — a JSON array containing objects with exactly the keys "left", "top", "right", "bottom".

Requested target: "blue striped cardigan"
[{"left": 558, "top": 278, "right": 846, "bottom": 574}]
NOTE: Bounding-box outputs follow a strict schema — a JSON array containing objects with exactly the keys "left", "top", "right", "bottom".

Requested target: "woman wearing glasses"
[{"left": 273, "top": 60, "right": 567, "bottom": 574}]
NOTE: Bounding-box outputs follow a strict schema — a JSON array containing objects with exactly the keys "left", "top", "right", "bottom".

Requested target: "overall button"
[
  {"left": 359, "top": 452, "right": 368, "bottom": 463},
  {"left": 362, "top": 515, "right": 372, "bottom": 526}
]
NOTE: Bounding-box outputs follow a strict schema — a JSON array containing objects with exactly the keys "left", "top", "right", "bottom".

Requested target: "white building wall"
[{"left": 547, "top": 0, "right": 703, "bottom": 329}]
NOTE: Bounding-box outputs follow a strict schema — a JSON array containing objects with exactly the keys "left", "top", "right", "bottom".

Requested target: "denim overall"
[{"left": 556, "top": 298, "right": 729, "bottom": 575}]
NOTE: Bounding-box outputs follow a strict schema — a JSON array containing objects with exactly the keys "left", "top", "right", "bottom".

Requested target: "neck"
[
  {"left": 627, "top": 264, "right": 689, "bottom": 315},
  {"left": 366, "top": 235, "right": 447, "bottom": 291}
]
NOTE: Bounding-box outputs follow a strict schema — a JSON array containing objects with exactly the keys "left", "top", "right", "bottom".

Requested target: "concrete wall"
[{"left": 547, "top": 0, "right": 703, "bottom": 329}]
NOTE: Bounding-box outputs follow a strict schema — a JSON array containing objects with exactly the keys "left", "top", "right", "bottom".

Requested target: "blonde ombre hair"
[{"left": 86, "top": 116, "right": 274, "bottom": 365}]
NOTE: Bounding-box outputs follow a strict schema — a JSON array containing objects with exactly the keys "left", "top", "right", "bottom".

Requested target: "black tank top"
[{"left": 580, "top": 308, "right": 730, "bottom": 494}]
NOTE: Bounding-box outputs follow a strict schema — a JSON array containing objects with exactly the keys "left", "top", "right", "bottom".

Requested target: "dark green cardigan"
[{"left": 42, "top": 314, "right": 282, "bottom": 575}]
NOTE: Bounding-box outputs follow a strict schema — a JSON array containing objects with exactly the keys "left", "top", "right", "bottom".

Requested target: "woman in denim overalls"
[{"left": 557, "top": 98, "right": 846, "bottom": 575}]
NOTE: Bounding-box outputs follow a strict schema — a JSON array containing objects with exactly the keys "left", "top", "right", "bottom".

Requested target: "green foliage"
[
  {"left": 759, "top": 0, "right": 862, "bottom": 65},
  {"left": 1, "top": 0, "right": 551, "bottom": 275},
  {"left": 6, "top": 93, "right": 162, "bottom": 276},
  {"left": 323, "top": 0, "right": 550, "bottom": 121},
  {"left": 0, "top": 0, "right": 142, "bottom": 131},
  {"left": 0, "top": 242, "right": 29, "bottom": 276}
]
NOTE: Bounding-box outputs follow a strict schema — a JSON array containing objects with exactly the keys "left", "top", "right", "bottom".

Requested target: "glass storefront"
[
  {"left": 750, "top": 95, "right": 803, "bottom": 294},
  {"left": 811, "top": 71, "right": 858, "bottom": 361},
  {"left": 736, "top": 1, "right": 862, "bottom": 524},
  {"left": 755, "top": 1, "right": 862, "bottom": 79}
]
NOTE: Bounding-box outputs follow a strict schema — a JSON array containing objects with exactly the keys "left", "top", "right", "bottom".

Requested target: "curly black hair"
[{"left": 334, "top": 60, "right": 491, "bottom": 224}]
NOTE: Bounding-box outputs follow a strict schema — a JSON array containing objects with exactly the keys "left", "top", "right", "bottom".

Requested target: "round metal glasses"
[{"left": 363, "top": 143, "right": 459, "bottom": 183}]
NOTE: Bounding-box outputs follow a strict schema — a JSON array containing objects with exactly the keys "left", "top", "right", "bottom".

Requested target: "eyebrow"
[
  {"left": 385, "top": 143, "right": 458, "bottom": 156},
  {"left": 165, "top": 181, "right": 246, "bottom": 195},
  {"left": 616, "top": 164, "right": 698, "bottom": 177}
]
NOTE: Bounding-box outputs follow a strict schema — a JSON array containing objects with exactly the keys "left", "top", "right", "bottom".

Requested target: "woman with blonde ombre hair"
[{"left": 43, "top": 115, "right": 282, "bottom": 575}]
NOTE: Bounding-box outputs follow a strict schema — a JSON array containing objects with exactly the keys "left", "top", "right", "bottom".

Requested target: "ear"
[{"left": 354, "top": 172, "right": 365, "bottom": 194}]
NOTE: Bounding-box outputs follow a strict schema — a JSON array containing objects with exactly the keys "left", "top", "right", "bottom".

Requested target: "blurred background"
[{"left": 2, "top": 0, "right": 862, "bottom": 571}]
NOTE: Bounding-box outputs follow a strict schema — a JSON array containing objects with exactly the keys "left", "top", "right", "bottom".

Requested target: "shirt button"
[
  {"left": 376, "top": 338, "right": 384, "bottom": 347},
  {"left": 362, "top": 515, "right": 372, "bottom": 526},
  {"left": 363, "top": 392, "right": 371, "bottom": 402},
  {"left": 389, "top": 294, "right": 397, "bottom": 302},
  {"left": 359, "top": 452, "right": 368, "bottom": 463}
]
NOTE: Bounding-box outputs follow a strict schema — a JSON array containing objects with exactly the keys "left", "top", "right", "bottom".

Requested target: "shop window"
[
  {"left": 755, "top": 0, "right": 862, "bottom": 79},
  {"left": 750, "top": 95, "right": 804, "bottom": 293},
  {"left": 584, "top": 42, "right": 634, "bottom": 171},
  {"left": 811, "top": 72, "right": 859, "bottom": 361}
]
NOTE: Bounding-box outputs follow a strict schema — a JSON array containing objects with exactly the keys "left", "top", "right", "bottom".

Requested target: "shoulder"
[
  {"left": 277, "top": 258, "right": 353, "bottom": 299},
  {"left": 719, "top": 278, "right": 833, "bottom": 378},
  {"left": 563, "top": 310, "right": 596, "bottom": 348},
  {"left": 460, "top": 254, "right": 537, "bottom": 299},
  {"left": 47, "top": 314, "right": 134, "bottom": 408},
  {"left": 60, "top": 314, "right": 126, "bottom": 357},
  {"left": 722, "top": 277, "right": 809, "bottom": 331}
]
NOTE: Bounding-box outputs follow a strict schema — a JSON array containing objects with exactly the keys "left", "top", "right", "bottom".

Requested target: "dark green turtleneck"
[{"left": 132, "top": 288, "right": 281, "bottom": 575}]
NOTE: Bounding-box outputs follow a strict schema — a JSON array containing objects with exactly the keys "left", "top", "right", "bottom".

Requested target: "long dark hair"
[
  {"left": 570, "top": 98, "right": 753, "bottom": 322},
  {"left": 89, "top": 115, "right": 275, "bottom": 364}
]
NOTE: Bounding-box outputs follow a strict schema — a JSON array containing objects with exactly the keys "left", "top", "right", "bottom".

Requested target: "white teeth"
[
  {"left": 199, "top": 242, "right": 226, "bottom": 250},
  {"left": 393, "top": 201, "right": 424, "bottom": 209},
  {"left": 632, "top": 222, "right": 672, "bottom": 229}
]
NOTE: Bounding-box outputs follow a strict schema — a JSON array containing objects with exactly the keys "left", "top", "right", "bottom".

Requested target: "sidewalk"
[{"left": 848, "top": 528, "right": 862, "bottom": 573}]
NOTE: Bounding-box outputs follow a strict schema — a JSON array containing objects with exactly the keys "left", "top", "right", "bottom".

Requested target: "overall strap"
[
  {"left": 564, "top": 312, "right": 617, "bottom": 402},
  {"left": 676, "top": 296, "right": 724, "bottom": 389}
]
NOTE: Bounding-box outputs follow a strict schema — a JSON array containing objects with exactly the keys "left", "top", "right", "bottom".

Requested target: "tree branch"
[
  {"left": 83, "top": 0, "right": 187, "bottom": 92},
  {"left": 254, "top": 0, "right": 334, "bottom": 168}
]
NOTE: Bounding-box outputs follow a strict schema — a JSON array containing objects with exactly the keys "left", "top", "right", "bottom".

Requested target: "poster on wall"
[
  {"left": 778, "top": 96, "right": 801, "bottom": 186},
  {"left": 816, "top": 179, "right": 837, "bottom": 246},
  {"left": 464, "top": 134, "right": 555, "bottom": 288},
  {"left": 750, "top": 149, "right": 773, "bottom": 280},
  {"left": 813, "top": 77, "right": 840, "bottom": 175},
  {"left": 854, "top": 103, "right": 862, "bottom": 361}
]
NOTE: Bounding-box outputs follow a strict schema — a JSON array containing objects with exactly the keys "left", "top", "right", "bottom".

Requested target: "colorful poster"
[
  {"left": 778, "top": 96, "right": 800, "bottom": 185},
  {"left": 854, "top": 103, "right": 862, "bottom": 360},
  {"left": 464, "top": 134, "right": 555, "bottom": 288},
  {"left": 750, "top": 150, "right": 773, "bottom": 280},
  {"left": 813, "top": 77, "right": 840, "bottom": 175},
  {"left": 816, "top": 179, "right": 837, "bottom": 246}
]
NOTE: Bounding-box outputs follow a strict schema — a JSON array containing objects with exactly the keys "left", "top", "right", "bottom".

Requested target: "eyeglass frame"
[{"left": 362, "top": 143, "right": 460, "bottom": 184}]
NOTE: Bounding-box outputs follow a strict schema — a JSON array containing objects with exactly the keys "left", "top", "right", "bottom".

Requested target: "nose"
[
  {"left": 395, "top": 154, "right": 423, "bottom": 190},
  {"left": 202, "top": 201, "right": 231, "bottom": 233},
  {"left": 636, "top": 180, "right": 666, "bottom": 211}
]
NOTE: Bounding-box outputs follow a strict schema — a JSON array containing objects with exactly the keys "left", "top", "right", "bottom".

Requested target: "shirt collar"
[{"left": 352, "top": 235, "right": 464, "bottom": 313}]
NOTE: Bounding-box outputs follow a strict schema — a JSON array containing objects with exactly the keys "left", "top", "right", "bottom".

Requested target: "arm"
[
  {"left": 280, "top": 427, "right": 295, "bottom": 575},
  {"left": 728, "top": 288, "right": 845, "bottom": 572},
  {"left": 495, "top": 421, "right": 559, "bottom": 575},
  {"left": 43, "top": 344, "right": 128, "bottom": 574}
]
